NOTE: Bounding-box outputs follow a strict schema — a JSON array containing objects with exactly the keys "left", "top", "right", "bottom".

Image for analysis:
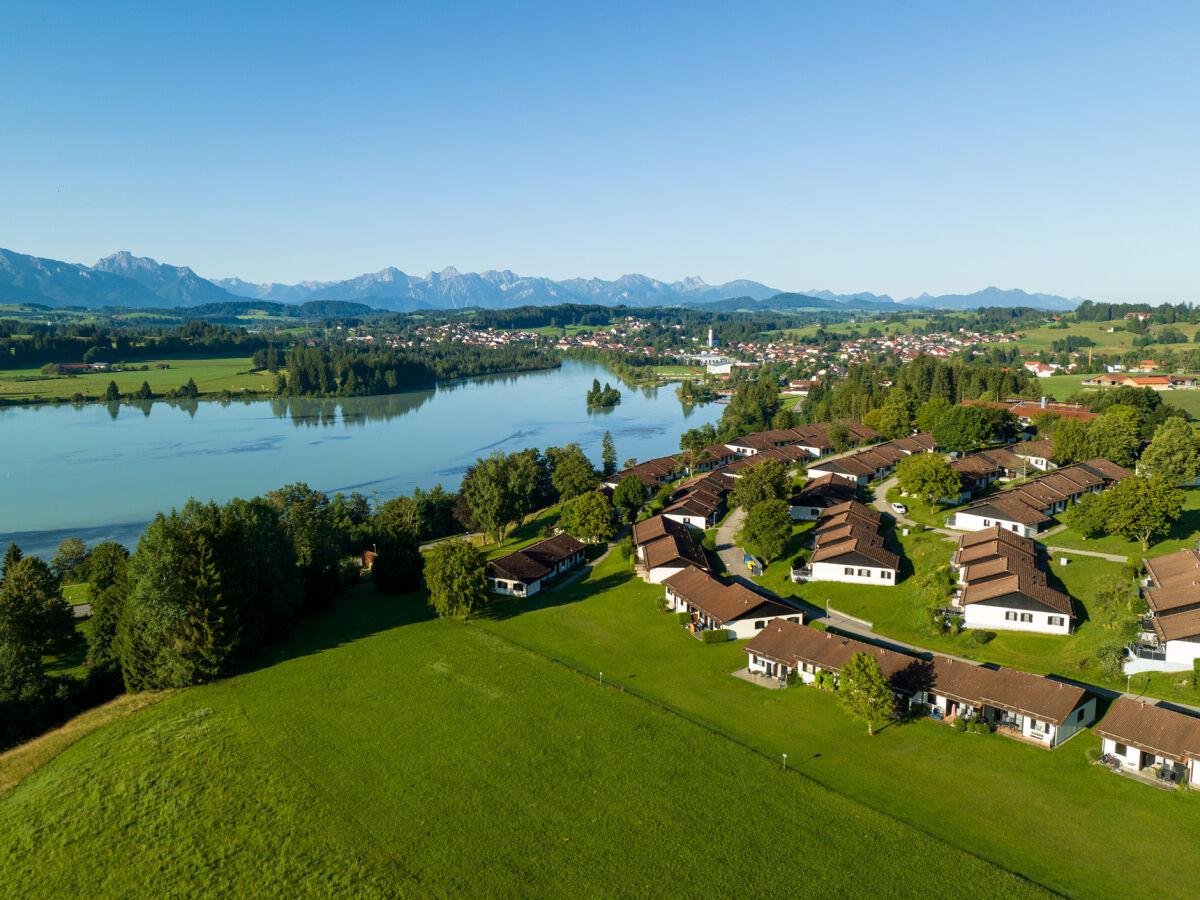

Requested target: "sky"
[{"left": 1, "top": 1, "right": 1197, "bottom": 302}]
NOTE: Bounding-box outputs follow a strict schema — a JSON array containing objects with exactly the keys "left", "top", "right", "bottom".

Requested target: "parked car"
[{"left": 890, "top": 502, "right": 907, "bottom": 515}]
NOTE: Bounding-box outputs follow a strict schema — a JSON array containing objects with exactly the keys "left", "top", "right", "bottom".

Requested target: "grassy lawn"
[
  {"left": 885, "top": 485, "right": 961, "bottom": 529},
  {"left": 0, "top": 580, "right": 1046, "bottom": 898},
  {"left": 61, "top": 583, "right": 91, "bottom": 606},
  {"left": 1047, "top": 488, "right": 1200, "bottom": 558},
  {"left": 478, "top": 553, "right": 1200, "bottom": 898},
  {"left": 0, "top": 357, "right": 273, "bottom": 402}
]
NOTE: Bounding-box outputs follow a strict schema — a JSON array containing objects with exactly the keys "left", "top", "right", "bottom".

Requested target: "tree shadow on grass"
[
  {"left": 477, "top": 572, "right": 631, "bottom": 622},
  {"left": 236, "top": 583, "right": 437, "bottom": 676}
]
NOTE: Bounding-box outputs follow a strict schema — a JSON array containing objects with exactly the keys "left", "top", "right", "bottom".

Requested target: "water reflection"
[{"left": 268, "top": 388, "right": 436, "bottom": 427}]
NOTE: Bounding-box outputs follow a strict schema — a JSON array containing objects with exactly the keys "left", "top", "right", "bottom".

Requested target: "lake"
[{"left": 0, "top": 361, "right": 720, "bottom": 558}]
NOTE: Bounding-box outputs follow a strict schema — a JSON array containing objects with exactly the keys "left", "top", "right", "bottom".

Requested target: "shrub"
[
  {"left": 968, "top": 630, "right": 996, "bottom": 646},
  {"left": 700, "top": 531, "right": 717, "bottom": 552},
  {"left": 1095, "top": 643, "right": 1126, "bottom": 680},
  {"left": 814, "top": 670, "right": 837, "bottom": 691},
  {"left": 809, "top": 620, "right": 828, "bottom": 632},
  {"left": 617, "top": 536, "right": 634, "bottom": 562},
  {"left": 675, "top": 611, "right": 692, "bottom": 626},
  {"left": 785, "top": 670, "right": 799, "bottom": 687},
  {"left": 953, "top": 717, "right": 968, "bottom": 733},
  {"left": 700, "top": 628, "right": 729, "bottom": 644}
]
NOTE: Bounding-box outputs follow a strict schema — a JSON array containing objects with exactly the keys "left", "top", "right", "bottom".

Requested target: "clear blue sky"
[{"left": 2, "top": 1, "right": 1196, "bottom": 302}]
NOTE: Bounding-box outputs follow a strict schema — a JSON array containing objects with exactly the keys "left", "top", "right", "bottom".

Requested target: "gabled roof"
[
  {"left": 960, "top": 569, "right": 1074, "bottom": 618},
  {"left": 1015, "top": 439, "right": 1055, "bottom": 461},
  {"left": 961, "top": 494, "right": 1050, "bottom": 526},
  {"left": 488, "top": 534, "right": 587, "bottom": 584},
  {"left": 742, "top": 620, "right": 919, "bottom": 688},
  {"left": 1094, "top": 697, "right": 1200, "bottom": 764},
  {"left": 980, "top": 668, "right": 1089, "bottom": 726},
  {"left": 1144, "top": 549, "right": 1200, "bottom": 614},
  {"left": 1152, "top": 608, "right": 1200, "bottom": 643},
  {"left": 664, "top": 565, "right": 795, "bottom": 625}
]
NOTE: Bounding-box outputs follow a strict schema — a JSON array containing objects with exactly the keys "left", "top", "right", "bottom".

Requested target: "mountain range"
[{"left": 0, "top": 247, "right": 1084, "bottom": 313}]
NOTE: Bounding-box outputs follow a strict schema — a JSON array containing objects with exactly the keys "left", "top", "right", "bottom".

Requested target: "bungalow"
[
  {"left": 951, "top": 527, "right": 1074, "bottom": 634},
  {"left": 662, "top": 485, "right": 725, "bottom": 530},
  {"left": 664, "top": 565, "right": 801, "bottom": 640},
  {"left": 787, "top": 473, "right": 858, "bottom": 520},
  {"left": 1150, "top": 609, "right": 1200, "bottom": 670},
  {"left": 1094, "top": 697, "right": 1200, "bottom": 787},
  {"left": 802, "top": 501, "right": 900, "bottom": 586},
  {"left": 909, "top": 656, "right": 997, "bottom": 722},
  {"left": 603, "top": 456, "right": 680, "bottom": 491},
  {"left": 1014, "top": 439, "right": 1058, "bottom": 472},
  {"left": 805, "top": 455, "right": 876, "bottom": 487},
  {"left": 978, "top": 667, "right": 1096, "bottom": 748},
  {"left": 632, "top": 515, "right": 711, "bottom": 584},
  {"left": 949, "top": 494, "right": 1050, "bottom": 537},
  {"left": 743, "top": 619, "right": 920, "bottom": 690},
  {"left": 488, "top": 534, "right": 588, "bottom": 597}
]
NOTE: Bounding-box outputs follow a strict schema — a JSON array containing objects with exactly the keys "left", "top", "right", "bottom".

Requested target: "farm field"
[
  {"left": 0, "top": 357, "right": 274, "bottom": 402},
  {"left": 0, "top": 581, "right": 1046, "bottom": 899},
  {"left": 1015, "top": 320, "right": 1200, "bottom": 353}
]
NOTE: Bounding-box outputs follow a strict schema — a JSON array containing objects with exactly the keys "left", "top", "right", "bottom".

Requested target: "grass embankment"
[
  {"left": 0, "top": 692, "right": 172, "bottom": 796},
  {"left": 0, "top": 580, "right": 1044, "bottom": 898},
  {"left": 0, "top": 357, "right": 273, "bottom": 403}
]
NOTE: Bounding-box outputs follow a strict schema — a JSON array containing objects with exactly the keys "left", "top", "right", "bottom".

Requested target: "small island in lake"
[{"left": 586, "top": 378, "right": 621, "bottom": 408}]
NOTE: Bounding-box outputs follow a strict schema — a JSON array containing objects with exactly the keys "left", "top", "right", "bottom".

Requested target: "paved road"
[
  {"left": 870, "top": 476, "right": 959, "bottom": 538},
  {"left": 1044, "top": 545, "right": 1129, "bottom": 563}
]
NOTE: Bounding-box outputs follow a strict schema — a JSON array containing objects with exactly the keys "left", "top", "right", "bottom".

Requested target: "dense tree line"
[
  {"left": 0, "top": 320, "right": 271, "bottom": 367},
  {"left": 277, "top": 343, "right": 559, "bottom": 397},
  {"left": 0, "top": 479, "right": 445, "bottom": 751}
]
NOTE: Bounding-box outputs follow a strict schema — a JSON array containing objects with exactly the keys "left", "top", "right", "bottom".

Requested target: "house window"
[
  {"left": 787, "top": 616, "right": 800, "bottom": 624},
  {"left": 983, "top": 519, "right": 991, "bottom": 526},
  {"left": 754, "top": 620, "right": 766, "bottom": 630},
  {"left": 844, "top": 567, "right": 854, "bottom": 575},
  {"left": 881, "top": 571, "right": 892, "bottom": 580},
  {"left": 1012, "top": 524, "right": 1020, "bottom": 533},
  {"left": 1005, "top": 611, "right": 1017, "bottom": 621},
  {"left": 1020, "top": 613, "right": 1033, "bottom": 623},
  {"left": 1048, "top": 616, "right": 1065, "bottom": 626},
  {"left": 1116, "top": 742, "right": 1128, "bottom": 756},
  {"left": 858, "top": 568, "right": 869, "bottom": 576},
  {"left": 1077, "top": 707, "right": 1087, "bottom": 722}
]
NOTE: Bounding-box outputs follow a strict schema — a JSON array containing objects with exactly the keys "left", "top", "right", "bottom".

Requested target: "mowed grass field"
[
  {"left": 0, "top": 357, "right": 277, "bottom": 401},
  {"left": 7, "top": 552, "right": 1200, "bottom": 896},
  {"left": 0, "top": 582, "right": 1045, "bottom": 899}
]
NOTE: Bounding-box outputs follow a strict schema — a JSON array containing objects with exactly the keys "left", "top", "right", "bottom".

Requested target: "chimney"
[{"left": 1041, "top": 396, "right": 1047, "bottom": 409}]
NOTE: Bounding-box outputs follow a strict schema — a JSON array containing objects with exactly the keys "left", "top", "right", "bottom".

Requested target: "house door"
[{"left": 948, "top": 701, "right": 958, "bottom": 718}]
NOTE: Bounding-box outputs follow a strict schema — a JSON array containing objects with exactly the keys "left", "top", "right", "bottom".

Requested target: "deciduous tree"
[
  {"left": 560, "top": 491, "right": 615, "bottom": 543},
  {"left": 740, "top": 499, "right": 792, "bottom": 564},
  {"left": 425, "top": 539, "right": 488, "bottom": 619},
  {"left": 731, "top": 459, "right": 789, "bottom": 510},
  {"left": 613, "top": 474, "right": 648, "bottom": 522},
  {"left": 1101, "top": 475, "right": 1184, "bottom": 551},
  {"left": 838, "top": 651, "right": 895, "bottom": 736},
  {"left": 895, "top": 453, "right": 961, "bottom": 511},
  {"left": 931, "top": 405, "right": 988, "bottom": 453},
  {"left": 51, "top": 538, "right": 88, "bottom": 583},
  {"left": 1139, "top": 417, "right": 1200, "bottom": 484}
]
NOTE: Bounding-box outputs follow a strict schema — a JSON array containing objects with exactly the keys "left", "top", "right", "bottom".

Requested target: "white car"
[{"left": 890, "top": 502, "right": 908, "bottom": 515}]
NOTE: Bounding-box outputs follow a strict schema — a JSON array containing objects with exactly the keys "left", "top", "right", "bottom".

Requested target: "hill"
[{"left": 0, "top": 584, "right": 1041, "bottom": 898}]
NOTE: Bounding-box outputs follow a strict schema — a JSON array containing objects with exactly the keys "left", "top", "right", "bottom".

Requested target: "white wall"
[
  {"left": 727, "top": 613, "right": 802, "bottom": 640},
  {"left": 662, "top": 511, "right": 711, "bottom": 530},
  {"left": 488, "top": 577, "right": 541, "bottom": 597},
  {"left": 809, "top": 561, "right": 897, "bottom": 586},
  {"left": 1165, "top": 639, "right": 1200, "bottom": 666},
  {"left": 1054, "top": 697, "right": 1096, "bottom": 745},
  {"left": 952, "top": 510, "right": 1037, "bottom": 538},
  {"left": 1102, "top": 737, "right": 1143, "bottom": 769},
  {"left": 648, "top": 563, "right": 692, "bottom": 584},
  {"left": 789, "top": 505, "right": 822, "bottom": 521},
  {"left": 963, "top": 603, "right": 1071, "bottom": 635}
]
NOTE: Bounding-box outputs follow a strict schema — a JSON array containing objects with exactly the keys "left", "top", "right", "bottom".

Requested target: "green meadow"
[
  {"left": 0, "top": 356, "right": 275, "bottom": 402},
  {"left": 6, "top": 552, "right": 1200, "bottom": 897}
]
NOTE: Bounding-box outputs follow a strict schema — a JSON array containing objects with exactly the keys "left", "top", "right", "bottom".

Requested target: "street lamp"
[
  {"left": 600, "top": 671, "right": 603, "bottom": 686},
  {"left": 782, "top": 753, "right": 787, "bottom": 770}
]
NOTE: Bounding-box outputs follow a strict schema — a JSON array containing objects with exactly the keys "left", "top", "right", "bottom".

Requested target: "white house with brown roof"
[
  {"left": 632, "top": 515, "right": 711, "bottom": 584},
  {"left": 664, "top": 566, "right": 801, "bottom": 640},
  {"left": 1094, "top": 697, "right": 1200, "bottom": 787},
  {"left": 1132, "top": 548, "right": 1200, "bottom": 671},
  {"left": 487, "top": 534, "right": 588, "bottom": 597},
  {"left": 978, "top": 668, "right": 1096, "bottom": 747},
  {"left": 802, "top": 501, "right": 900, "bottom": 586},
  {"left": 950, "top": 526, "right": 1074, "bottom": 634}
]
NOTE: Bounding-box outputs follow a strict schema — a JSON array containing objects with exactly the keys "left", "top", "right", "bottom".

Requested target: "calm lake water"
[{"left": 0, "top": 361, "right": 719, "bottom": 558}]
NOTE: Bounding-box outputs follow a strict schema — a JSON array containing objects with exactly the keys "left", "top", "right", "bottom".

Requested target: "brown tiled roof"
[
  {"left": 742, "top": 621, "right": 918, "bottom": 689},
  {"left": 488, "top": 551, "right": 550, "bottom": 582},
  {"left": 1144, "top": 549, "right": 1200, "bottom": 614},
  {"left": 962, "top": 494, "right": 1049, "bottom": 526},
  {"left": 819, "top": 500, "right": 880, "bottom": 521},
  {"left": 1076, "top": 458, "right": 1133, "bottom": 483},
  {"left": 922, "top": 656, "right": 997, "bottom": 705},
  {"left": 636, "top": 515, "right": 709, "bottom": 572},
  {"left": 664, "top": 566, "right": 795, "bottom": 625},
  {"left": 1152, "top": 608, "right": 1200, "bottom": 643},
  {"left": 952, "top": 455, "right": 1004, "bottom": 476},
  {"left": 632, "top": 515, "right": 671, "bottom": 546},
  {"left": 1015, "top": 439, "right": 1055, "bottom": 461},
  {"left": 812, "top": 456, "right": 875, "bottom": 478},
  {"left": 956, "top": 524, "right": 1038, "bottom": 551},
  {"left": 489, "top": 534, "right": 586, "bottom": 583},
  {"left": 1094, "top": 697, "right": 1200, "bottom": 763},
  {"left": 788, "top": 473, "right": 858, "bottom": 507},
  {"left": 980, "top": 668, "right": 1089, "bottom": 726},
  {"left": 960, "top": 569, "right": 1074, "bottom": 618},
  {"left": 974, "top": 448, "right": 1024, "bottom": 471}
]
